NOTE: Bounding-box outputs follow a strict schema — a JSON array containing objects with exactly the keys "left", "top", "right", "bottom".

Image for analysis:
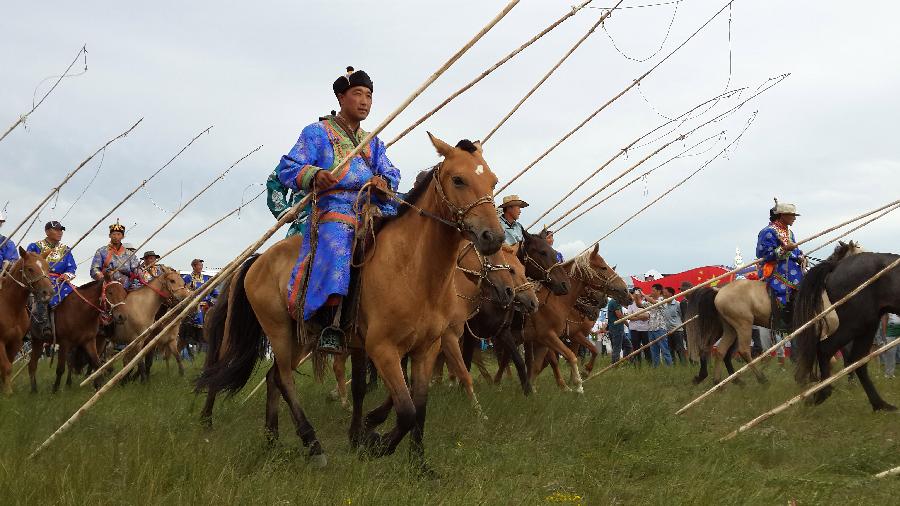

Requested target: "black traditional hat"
[
  {"left": 45, "top": 220, "right": 65, "bottom": 231},
  {"left": 109, "top": 219, "right": 126, "bottom": 234},
  {"left": 333, "top": 66, "right": 373, "bottom": 96}
]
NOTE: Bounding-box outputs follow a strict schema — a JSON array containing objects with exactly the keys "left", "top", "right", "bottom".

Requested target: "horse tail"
[
  {"left": 195, "top": 254, "right": 265, "bottom": 396},
  {"left": 792, "top": 259, "right": 836, "bottom": 384},
  {"left": 689, "top": 287, "right": 722, "bottom": 355}
]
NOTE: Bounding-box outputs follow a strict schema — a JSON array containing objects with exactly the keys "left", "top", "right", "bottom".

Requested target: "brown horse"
[
  {"left": 0, "top": 248, "right": 54, "bottom": 394},
  {"left": 112, "top": 266, "right": 190, "bottom": 381},
  {"left": 689, "top": 241, "right": 863, "bottom": 385},
  {"left": 28, "top": 273, "right": 128, "bottom": 392},
  {"left": 523, "top": 246, "right": 630, "bottom": 394},
  {"left": 197, "top": 134, "right": 507, "bottom": 469}
]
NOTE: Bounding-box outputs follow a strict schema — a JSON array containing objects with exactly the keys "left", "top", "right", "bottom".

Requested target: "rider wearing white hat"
[
  {"left": 756, "top": 199, "right": 805, "bottom": 329},
  {"left": 498, "top": 194, "right": 529, "bottom": 245}
]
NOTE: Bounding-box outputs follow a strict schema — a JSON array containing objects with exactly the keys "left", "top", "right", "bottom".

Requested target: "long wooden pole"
[
  {"left": 538, "top": 73, "right": 789, "bottom": 232},
  {"left": 874, "top": 465, "right": 900, "bottom": 479},
  {"left": 804, "top": 202, "right": 900, "bottom": 257},
  {"left": 526, "top": 87, "right": 745, "bottom": 230},
  {"left": 0, "top": 45, "right": 88, "bottom": 144},
  {"left": 481, "top": 3, "right": 623, "bottom": 143},
  {"left": 496, "top": 0, "right": 737, "bottom": 194},
  {"left": 242, "top": 352, "right": 312, "bottom": 405},
  {"left": 0, "top": 119, "right": 143, "bottom": 252},
  {"left": 676, "top": 255, "right": 900, "bottom": 415},
  {"left": 156, "top": 188, "right": 266, "bottom": 263},
  {"left": 720, "top": 331, "right": 900, "bottom": 442},
  {"left": 69, "top": 126, "right": 214, "bottom": 251},
  {"left": 554, "top": 133, "right": 722, "bottom": 232},
  {"left": 615, "top": 198, "right": 900, "bottom": 326},
  {"left": 39, "top": 2, "right": 519, "bottom": 454},
  {"left": 578, "top": 114, "right": 756, "bottom": 255},
  {"left": 585, "top": 316, "right": 697, "bottom": 381},
  {"left": 386, "top": 0, "right": 596, "bottom": 147}
]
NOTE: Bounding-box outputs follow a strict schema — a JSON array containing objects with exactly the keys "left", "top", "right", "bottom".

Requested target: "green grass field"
[{"left": 1, "top": 354, "right": 898, "bottom": 505}]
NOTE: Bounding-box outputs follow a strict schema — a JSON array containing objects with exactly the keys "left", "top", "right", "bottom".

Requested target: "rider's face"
[
  {"left": 46, "top": 228, "right": 63, "bottom": 242},
  {"left": 109, "top": 231, "right": 124, "bottom": 245},
  {"left": 338, "top": 86, "right": 372, "bottom": 123}
]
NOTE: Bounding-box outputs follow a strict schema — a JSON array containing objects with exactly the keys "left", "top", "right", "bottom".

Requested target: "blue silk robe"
[
  {"left": 26, "top": 239, "right": 77, "bottom": 307},
  {"left": 276, "top": 116, "right": 400, "bottom": 320},
  {"left": 756, "top": 222, "right": 804, "bottom": 306},
  {"left": 0, "top": 235, "right": 19, "bottom": 266},
  {"left": 90, "top": 244, "right": 140, "bottom": 286},
  {"left": 182, "top": 272, "right": 219, "bottom": 326}
]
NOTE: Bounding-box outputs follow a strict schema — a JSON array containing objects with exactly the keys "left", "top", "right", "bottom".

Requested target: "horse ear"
[
  {"left": 18, "top": 246, "right": 26, "bottom": 257},
  {"left": 592, "top": 243, "right": 599, "bottom": 256},
  {"left": 612, "top": 264, "right": 617, "bottom": 271},
  {"left": 427, "top": 132, "right": 454, "bottom": 158},
  {"left": 471, "top": 140, "right": 483, "bottom": 154}
]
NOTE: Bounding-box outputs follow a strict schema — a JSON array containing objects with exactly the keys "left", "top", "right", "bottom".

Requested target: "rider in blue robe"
[
  {"left": 90, "top": 221, "right": 139, "bottom": 286},
  {"left": 756, "top": 202, "right": 804, "bottom": 328},
  {"left": 181, "top": 259, "right": 219, "bottom": 327},
  {"left": 276, "top": 68, "right": 400, "bottom": 327},
  {"left": 0, "top": 208, "right": 19, "bottom": 269},
  {"left": 26, "top": 221, "right": 77, "bottom": 340}
]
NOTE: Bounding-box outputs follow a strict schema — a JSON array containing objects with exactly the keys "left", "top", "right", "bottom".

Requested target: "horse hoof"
[
  {"left": 416, "top": 463, "right": 441, "bottom": 481},
  {"left": 309, "top": 453, "right": 328, "bottom": 468},
  {"left": 326, "top": 390, "right": 340, "bottom": 402},
  {"left": 575, "top": 386, "right": 584, "bottom": 395},
  {"left": 874, "top": 403, "right": 898, "bottom": 412}
]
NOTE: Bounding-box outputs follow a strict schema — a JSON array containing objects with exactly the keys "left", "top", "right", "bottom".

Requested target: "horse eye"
[
  {"left": 452, "top": 176, "right": 465, "bottom": 187},
  {"left": 541, "top": 251, "right": 548, "bottom": 257},
  {"left": 510, "top": 268, "right": 516, "bottom": 276}
]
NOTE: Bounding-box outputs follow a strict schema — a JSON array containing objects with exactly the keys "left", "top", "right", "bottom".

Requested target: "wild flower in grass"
[
  {"left": 545, "top": 491, "right": 582, "bottom": 505},
  {"left": 345, "top": 499, "right": 352, "bottom": 505}
]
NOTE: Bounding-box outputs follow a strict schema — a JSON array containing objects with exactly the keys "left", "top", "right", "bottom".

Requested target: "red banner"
[{"left": 631, "top": 266, "right": 734, "bottom": 297}]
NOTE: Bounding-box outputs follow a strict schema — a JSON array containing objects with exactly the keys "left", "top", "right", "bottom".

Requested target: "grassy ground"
[{"left": 0, "top": 353, "right": 898, "bottom": 505}]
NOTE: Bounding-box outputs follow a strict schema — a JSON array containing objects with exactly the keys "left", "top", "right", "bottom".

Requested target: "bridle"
[
  {"left": 133, "top": 269, "right": 186, "bottom": 306},
  {"left": 66, "top": 279, "right": 127, "bottom": 325},
  {"left": 455, "top": 243, "right": 535, "bottom": 314},
  {"left": 518, "top": 241, "right": 564, "bottom": 288},
  {"left": 5, "top": 257, "right": 52, "bottom": 294},
  {"left": 393, "top": 162, "right": 497, "bottom": 234}
]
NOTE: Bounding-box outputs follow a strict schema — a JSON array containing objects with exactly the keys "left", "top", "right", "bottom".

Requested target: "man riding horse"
[
  {"left": 90, "top": 220, "right": 139, "bottom": 285},
  {"left": 498, "top": 195, "right": 527, "bottom": 246},
  {"left": 181, "top": 258, "right": 218, "bottom": 351},
  {"left": 756, "top": 201, "right": 805, "bottom": 330},
  {"left": 275, "top": 66, "right": 401, "bottom": 352},
  {"left": 26, "top": 221, "right": 77, "bottom": 340},
  {"left": 133, "top": 250, "right": 163, "bottom": 290}
]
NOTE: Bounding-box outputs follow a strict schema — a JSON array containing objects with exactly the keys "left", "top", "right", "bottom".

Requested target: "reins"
[{"left": 65, "top": 279, "right": 125, "bottom": 324}]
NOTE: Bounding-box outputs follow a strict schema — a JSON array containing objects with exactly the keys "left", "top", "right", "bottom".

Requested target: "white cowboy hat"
[
  {"left": 498, "top": 195, "right": 529, "bottom": 209},
  {"left": 773, "top": 203, "right": 800, "bottom": 216}
]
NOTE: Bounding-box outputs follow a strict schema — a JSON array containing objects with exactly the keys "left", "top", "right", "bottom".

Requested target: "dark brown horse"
[
  {"left": 793, "top": 249, "right": 900, "bottom": 410},
  {"left": 28, "top": 273, "right": 128, "bottom": 392},
  {"left": 0, "top": 248, "right": 54, "bottom": 394},
  {"left": 197, "top": 134, "right": 507, "bottom": 470}
]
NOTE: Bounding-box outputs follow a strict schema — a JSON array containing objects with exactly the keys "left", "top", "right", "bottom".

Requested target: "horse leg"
[
  {"left": 493, "top": 346, "right": 510, "bottom": 384},
  {"left": 172, "top": 341, "right": 185, "bottom": 377},
  {"left": 461, "top": 328, "right": 475, "bottom": 372},
  {"left": 735, "top": 323, "right": 767, "bottom": 384},
  {"left": 200, "top": 387, "right": 219, "bottom": 429},
  {"left": 65, "top": 354, "right": 74, "bottom": 388},
  {"left": 496, "top": 327, "right": 531, "bottom": 395},
  {"left": 272, "top": 351, "right": 325, "bottom": 465},
  {"left": 83, "top": 339, "right": 104, "bottom": 390},
  {"left": 548, "top": 336, "right": 584, "bottom": 394},
  {"left": 546, "top": 351, "right": 568, "bottom": 391},
  {"left": 439, "top": 330, "right": 483, "bottom": 418},
  {"left": 693, "top": 352, "right": 709, "bottom": 384},
  {"left": 408, "top": 340, "right": 441, "bottom": 477},
  {"left": 712, "top": 327, "right": 736, "bottom": 384},
  {"left": 364, "top": 342, "right": 416, "bottom": 458},
  {"left": 52, "top": 343, "right": 67, "bottom": 393},
  {"left": 333, "top": 352, "right": 349, "bottom": 410},
  {"left": 264, "top": 365, "right": 280, "bottom": 443},
  {"left": 0, "top": 344, "right": 11, "bottom": 395},
  {"left": 348, "top": 346, "right": 369, "bottom": 448},
  {"left": 28, "top": 340, "right": 41, "bottom": 393},
  {"left": 846, "top": 333, "right": 894, "bottom": 411}
]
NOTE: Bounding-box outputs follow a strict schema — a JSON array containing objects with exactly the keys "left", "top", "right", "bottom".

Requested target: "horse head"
[
  {"left": 572, "top": 244, "right": 630, "bottom": 306},
  {"left": 502, "top": 243, "right": 538, "bottom": 314},
  {"left": 519, "top": 230, "right": 569, "bottom": 295},
  {"left": 828, "top": 240, "right": 865, "bottom": 263},
  {"left": 157, "top": 265, "right": 191, "bottom": 303},
  {"left": 102, "top": 271, "right": 129, "bottom": 325},
  {"left": 457, "top": 243, "right": 516, "bottom": 309},
  {"left": 427, "top": 133, "right": 504, "bottom": 255},
  {"left": 13, "top": 246, "right": 54, "bottom": 303}
]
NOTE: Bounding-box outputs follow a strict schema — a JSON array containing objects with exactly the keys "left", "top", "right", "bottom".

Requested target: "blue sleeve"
[
  {"left": 62, "top": 250, "right": 77, "bottom": 276},
  {"left": 370, "top": 137, "right": 400, "bottom": 191},
  {"left": 90, "top": 248, "right": 104, "bottom": 278},
  {"left": 1, "top": 240, "right": 19, "bottom": 262},
  {"left": 181, "top": 274, "right": 191, "bottom": 285},
  {"left": 26, "top": 242, "right": 40, "bottom": 254},
  {"left": 756, "top": 229, "right": 782, "bottom": 262},
  {"left": 277, "top": 124, "right": 328, "bottom": 193}
]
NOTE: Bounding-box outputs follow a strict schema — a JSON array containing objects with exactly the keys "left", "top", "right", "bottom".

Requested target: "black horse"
[{"left": 793, "top": 249, "right": 900, "bottom": 411}]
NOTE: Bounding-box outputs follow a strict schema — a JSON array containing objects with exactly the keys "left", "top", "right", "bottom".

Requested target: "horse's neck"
[
  {"left": 60, "top": 284, "right": 102, "bottom": 326},
  {"left": 128, "top": 285, "right": 164, "bottom": 318},
  {"left": 385, "top": 189, "right": 460, "bottom": 294},
  {"left": 0, "top": 266, "right": 30, "bottom": 306}
]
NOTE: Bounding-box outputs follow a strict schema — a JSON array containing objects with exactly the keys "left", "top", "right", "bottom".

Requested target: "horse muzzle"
[{"left": 468, "top": 227, "right": 503, "bottom": 255}]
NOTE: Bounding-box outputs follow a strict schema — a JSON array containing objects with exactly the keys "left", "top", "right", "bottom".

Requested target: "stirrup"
[{"left": 317, "top": 325, "right": 346, "bottom": 354}]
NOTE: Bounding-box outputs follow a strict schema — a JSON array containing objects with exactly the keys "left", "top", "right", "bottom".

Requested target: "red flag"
[{"left": 631, "top": 265, "right": 732, "bottom": 299}]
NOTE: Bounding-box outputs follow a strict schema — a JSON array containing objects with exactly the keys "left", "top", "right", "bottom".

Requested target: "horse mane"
[
  {"left": 393, "top": 167, "right": 436, "bottom": 219},
  {"left": 568, "top": 250, "right": 596, "bottom": 281},
  {"left": 78, "top": 279, "right": 101, "bottom": 290},
  {"left": 825, "top": 240, "right": 863, "bottom": 263}
]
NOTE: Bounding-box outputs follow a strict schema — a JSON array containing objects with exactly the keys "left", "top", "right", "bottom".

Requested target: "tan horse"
[
  {"left": 197, "top": 134, "right": 507, "bottom": 469},
  {"left": 112, "top": 266, "right": 190, "bottom": 382},
  {"left": 0, "top": 248, "right": 54, "bottom": 394},
  {"left": 524, "top": 246, "right": 631, "bottom": 394},
  {"left": 689, "top": 240, "right": 863, "bottom": 385},
  {"left": 28, "top": 273, "right": 129, "bottom": 392}
]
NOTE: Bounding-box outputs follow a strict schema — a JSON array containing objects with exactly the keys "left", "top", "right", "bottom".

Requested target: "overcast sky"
[{"left": 2, "top": 1, "right": 898, "bottom": 283}]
